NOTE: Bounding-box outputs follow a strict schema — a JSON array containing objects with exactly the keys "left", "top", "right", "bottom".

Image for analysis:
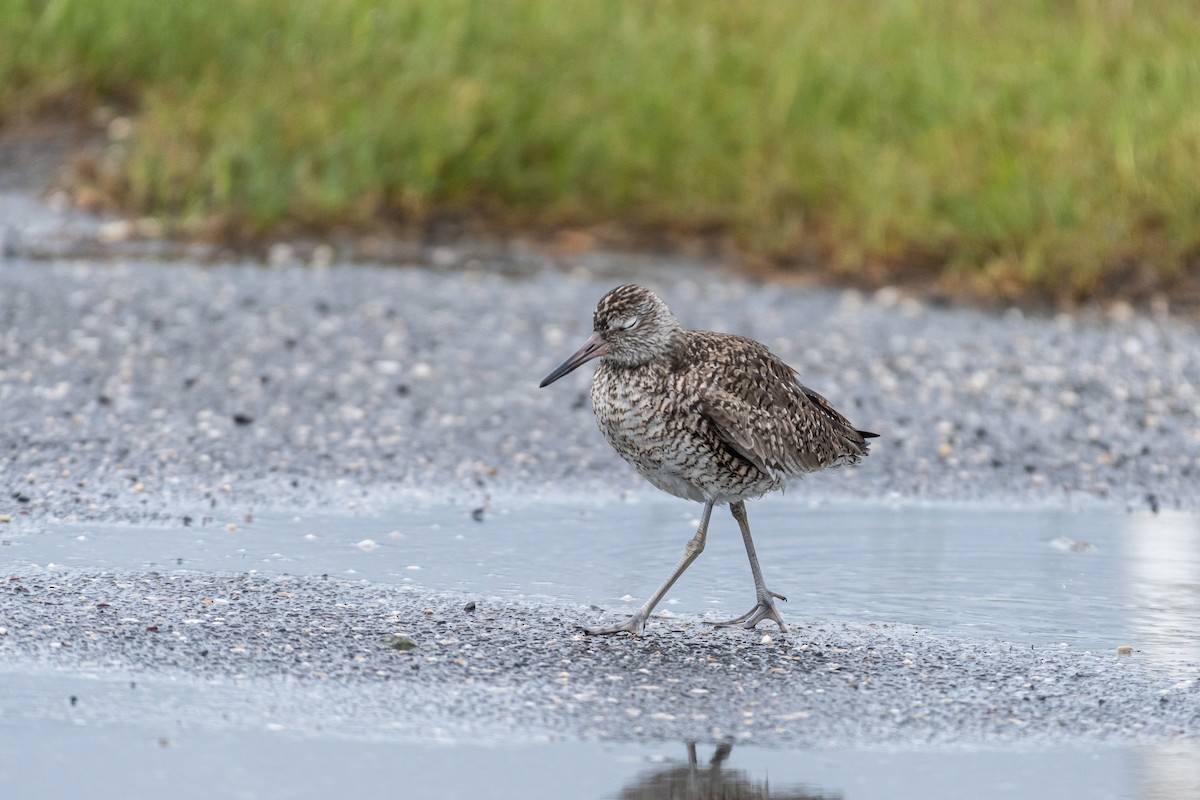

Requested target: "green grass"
[{"left": 4, "top": 0, "right": 1200, "bottom": 301}]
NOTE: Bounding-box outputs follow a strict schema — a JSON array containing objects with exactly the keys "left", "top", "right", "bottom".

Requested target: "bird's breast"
[
  {"left": 590, "top": 365, "right": 685, "bottom": 458},
  {"left": 589, "top": 363, "right": 771, "bottom": 502}
]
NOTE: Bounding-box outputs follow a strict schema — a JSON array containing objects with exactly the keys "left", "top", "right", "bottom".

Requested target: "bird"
[
  {"left": 616, "top": 741, "right": 829, "bottom": 800},
  {"left": 540, "top": 284, "right": 877, "bottom": 637}
]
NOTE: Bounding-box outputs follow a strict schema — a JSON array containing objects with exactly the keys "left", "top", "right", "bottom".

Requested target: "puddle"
[
  {"left": 12, "top": 499, "right": 1200, "bottom": 662},
  {"left": 4, "top": 499, "right": 1200, "bottom": 799},
  {"left": 0, "top": 700, "right": 1197, "bottom": 800}
]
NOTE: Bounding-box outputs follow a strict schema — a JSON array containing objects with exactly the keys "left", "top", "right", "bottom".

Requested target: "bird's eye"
[{"left": 616, "top": 317, "right": 639, "bottom": 331}]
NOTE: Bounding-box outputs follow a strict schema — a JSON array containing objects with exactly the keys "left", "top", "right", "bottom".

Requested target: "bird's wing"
[
  {"left": 699, "top": 385, "right": 805, "bottom": 475},
  {"left": 689, "top": 335, "right": 871, "bottom": 476}
]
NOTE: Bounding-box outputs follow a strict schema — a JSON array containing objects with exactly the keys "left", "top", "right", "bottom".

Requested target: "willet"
[{"left": 540, "top": 285, "right": 876, "bottom": 635}]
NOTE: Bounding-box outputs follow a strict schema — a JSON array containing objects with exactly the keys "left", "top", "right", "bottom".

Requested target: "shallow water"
[
  {"left": 4, "top": 499, "right": 1200, "bottom": 799},
  {"left": 14, "top": 498, "right": 1200, "bottom": 661},
  {"left": 1, "top": 678, "right": 1197, "bottom": 800}
]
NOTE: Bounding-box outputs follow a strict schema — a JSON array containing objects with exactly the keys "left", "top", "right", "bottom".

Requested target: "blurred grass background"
[{"left": 3, "top": 0, "right": 1200, "bottom": 302}]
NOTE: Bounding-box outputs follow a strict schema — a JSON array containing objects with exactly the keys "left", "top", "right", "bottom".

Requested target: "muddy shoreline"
[
  {"left": 1, "top": 253, "right": 1198, "bottom": 534},
  {"left": 2, "top": 189, "right": 1199, "bottom": 770},
  {"left": 3, "top": 568, "right": 1197, "bottom": 748}
]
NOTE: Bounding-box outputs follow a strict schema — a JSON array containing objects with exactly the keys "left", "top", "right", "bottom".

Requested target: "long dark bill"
[{"left": 539, "top": 331, "right": 610, "bottom": 387}]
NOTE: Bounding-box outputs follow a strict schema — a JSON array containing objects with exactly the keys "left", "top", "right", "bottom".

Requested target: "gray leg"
[
  {"left": 709, "top": 501, "right": 787, "bottom": 632},
  {"left": 585, "top": 499, "right": 715, "bottom": 636}
]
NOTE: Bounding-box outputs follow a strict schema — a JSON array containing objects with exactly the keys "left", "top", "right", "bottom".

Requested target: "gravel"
[
  {"left": 1, "top": 255, "right": 1198, "bottom": 530},
  {"left": 2, "top": 568, "right": 1197, "bottom": 747},
  {"left": 2, "top": 215, "right": 1200, "bottom": 749}
]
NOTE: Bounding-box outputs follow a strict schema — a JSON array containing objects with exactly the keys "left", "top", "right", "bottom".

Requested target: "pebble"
[
  {"left": 0, "top": 235, "right": 1193, "bottom": 754},
  {"left": 0, "top": 258, "right": 1197, "bottom": 532},
  {"left": 4, "top": 569, "right": 1195, "bottom": 748}
]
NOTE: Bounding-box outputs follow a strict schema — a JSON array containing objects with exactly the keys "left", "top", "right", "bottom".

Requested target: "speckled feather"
[{"left": 585, "top": 285, "right": 875, "bottom": 504}]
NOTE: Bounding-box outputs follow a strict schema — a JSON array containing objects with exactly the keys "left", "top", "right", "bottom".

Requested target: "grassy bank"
[{"left": 3, "top": 0, "right": 1200, "bottom": 302}]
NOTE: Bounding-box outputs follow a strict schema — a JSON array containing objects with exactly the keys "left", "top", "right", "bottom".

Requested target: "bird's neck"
[{"left": 605, "top": 329, "right": 685, "bottom": 371}]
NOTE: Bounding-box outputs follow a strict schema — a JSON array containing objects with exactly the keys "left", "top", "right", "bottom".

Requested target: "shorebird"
[{"left": 540, "top": 285, "right": 877, "bottom": 636}]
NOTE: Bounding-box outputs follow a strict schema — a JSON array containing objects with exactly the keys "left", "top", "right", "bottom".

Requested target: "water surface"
[
  {"left": 4, "top": 499, "right": 1199, "bottom": 799},
  {"left": 15, "top": 499, "right": 1200, "bottom": 661}
]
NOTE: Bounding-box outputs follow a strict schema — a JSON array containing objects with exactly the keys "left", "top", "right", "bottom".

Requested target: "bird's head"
[{"left": 539, "top": 285, "right": 681, "bottom": 387}]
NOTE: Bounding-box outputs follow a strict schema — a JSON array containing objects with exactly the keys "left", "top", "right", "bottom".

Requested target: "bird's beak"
[{"left": 539, "top": 331, "right": 610, "bottom": 387}]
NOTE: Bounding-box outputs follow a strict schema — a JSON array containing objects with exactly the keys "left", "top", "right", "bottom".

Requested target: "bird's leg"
[
  {"left": 584, "top": 499, "right": 715, "bottom": 636},
  {"left": 709, "top": 501, "right": 787, "bottom": 633}
]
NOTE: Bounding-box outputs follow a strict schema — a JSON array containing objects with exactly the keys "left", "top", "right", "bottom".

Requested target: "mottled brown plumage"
[{"left": 541, "top": 284, "right": 877, "bottom": 636}]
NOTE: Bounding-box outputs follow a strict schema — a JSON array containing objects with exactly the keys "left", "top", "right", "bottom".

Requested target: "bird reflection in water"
[{"left": 614, "top": 742, "right": 838, "bottom": 800}]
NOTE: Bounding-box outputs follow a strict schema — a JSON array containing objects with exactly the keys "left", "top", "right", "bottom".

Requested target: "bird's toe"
[
  {"left": 582, "top": 612, "right": 647, "bottom": 636},
  {"left": 708, "top": 598, "right": 787, "bottom": 633}
]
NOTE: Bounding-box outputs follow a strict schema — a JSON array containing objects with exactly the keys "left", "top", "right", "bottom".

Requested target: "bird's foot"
[
  {"left": 707, "top": 591, "right": 787, "bottom": 633},
  {"left": 582, "top": 611, "right": 647, "bottom": 636}
]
